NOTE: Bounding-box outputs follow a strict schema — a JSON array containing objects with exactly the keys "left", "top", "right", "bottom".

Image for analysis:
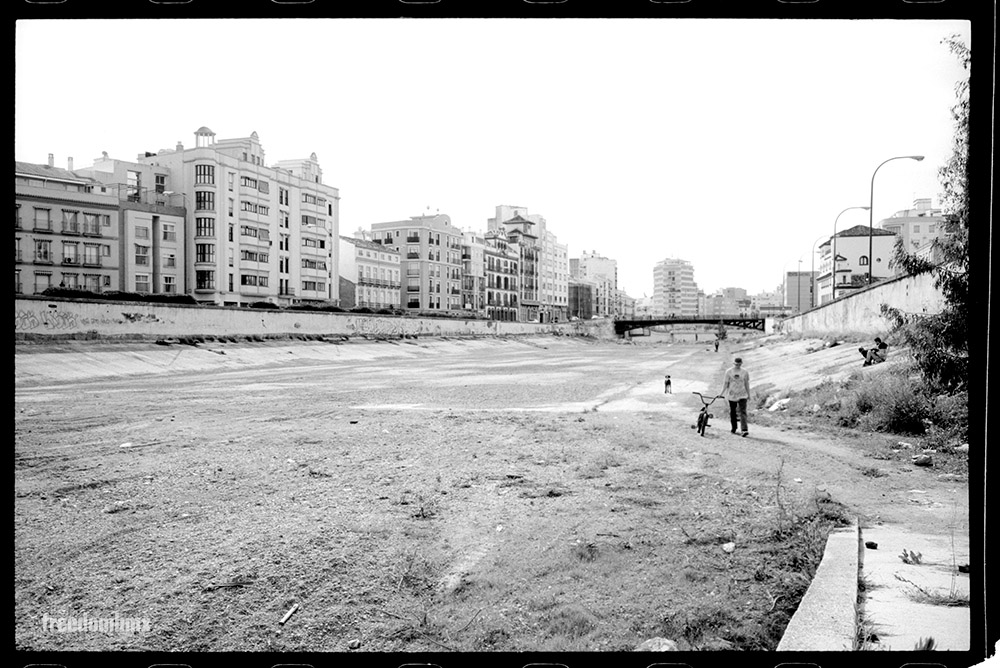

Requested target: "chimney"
[
  {"left": 47, "top": 153, "right": 54, "bottom": 167},
  {"left": 67, "top": 157, "right": 74, "bottom": 171},
  {"left": 176, "top": 141, "right": 184, "bottom": 151}
]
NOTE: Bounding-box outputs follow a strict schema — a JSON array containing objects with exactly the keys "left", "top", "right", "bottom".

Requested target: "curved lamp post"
[
  {"left": 868, "top": 155, "right": 924, "bottom": 285},
  {"left": 830, "top": 205, "right": 870, "bottom": 302}
]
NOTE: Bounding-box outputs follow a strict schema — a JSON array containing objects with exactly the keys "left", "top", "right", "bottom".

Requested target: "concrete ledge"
[{"left": 777, "top": 520, "right": 861, "bottom": 651}]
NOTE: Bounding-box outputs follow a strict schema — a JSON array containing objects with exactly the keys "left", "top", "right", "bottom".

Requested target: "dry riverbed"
[{"left": 14, "top": 333, "right": 969, "bottom": 653}]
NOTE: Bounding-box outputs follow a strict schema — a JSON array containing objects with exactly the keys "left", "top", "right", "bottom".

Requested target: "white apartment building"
[
  {"left": 880, "top": 198, "right": 944, "bottom": 257},
  {"left": 652, "top": 257, "right": 699, "bottom": 316},
  {"left": 338, "top": 236, "right": 401, "bottom": 310},
  {"left": 816, "top": 224, "right": 897, "bottom": 304},
  {"left": 123, "top": 127, "right": 340, "bottom": 307}
]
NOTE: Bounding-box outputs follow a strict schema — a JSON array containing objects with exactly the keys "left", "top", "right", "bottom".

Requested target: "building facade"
[
  {"left": 15, "top": 159, "right": 121, "bottom": 296},
  {"left": 815, "top": 224, "right": 898, "bottom": 304},
  {"left": 652, "top": 257, "right": 699, "bottom": 316},
  {"left": 371, "top": 213, "right": 463, "bottom": 313},
  {"left": 573, "top": 251, "right": 618, "bottom": 317},
  {"left": 879, "top": 198, "right": 944, "bottom": 259},
  {"left": 460, "top": 230, "right": 487, "bottom": 316},
  {"left": 483, "top": 231, "right": 519, "bottom": 321},
  {"left": 338, "top": 236, "right": 401, "bottom": 310},
  {"left": 122, "top": 127, "right": 341, "bottom": 307}
]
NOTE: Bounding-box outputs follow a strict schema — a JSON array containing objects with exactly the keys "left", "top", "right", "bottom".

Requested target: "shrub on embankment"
[{"left": 762, "top": 363, "right": 967, "bottom": 448}]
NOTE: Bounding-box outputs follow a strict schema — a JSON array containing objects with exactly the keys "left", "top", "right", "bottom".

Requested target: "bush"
[
  {"left": 38, "top": 287, "right": 199, "bottom": 305},
  {"left": 837, "top": 370, "right": 928, "bottom": 434},
  {"left": 249, "top": 301, "right": 280, "bottom": 310}
]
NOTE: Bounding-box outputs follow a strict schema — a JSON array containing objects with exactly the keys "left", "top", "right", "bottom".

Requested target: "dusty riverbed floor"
[{"left": 14, "top": 333, "right": 970, "bottom": 652}]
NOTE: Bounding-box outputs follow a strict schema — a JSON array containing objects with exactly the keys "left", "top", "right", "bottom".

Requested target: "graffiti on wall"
[
  {"left": 15, "top": 307, "right": 163, "bottom": 332},
  {"left": 15, "top": 308, "right": 80, "bottom": 331},
  {"left": 345, "top": 315, "right": 483, "bottom": 338}
]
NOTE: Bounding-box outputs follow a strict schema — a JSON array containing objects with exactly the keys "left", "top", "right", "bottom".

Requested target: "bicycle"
[{"left": 692, "top": 391, "right": 725, "bottom": 437}]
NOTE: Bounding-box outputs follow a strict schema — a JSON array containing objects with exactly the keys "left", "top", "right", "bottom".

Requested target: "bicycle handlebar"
[{"left": 692, "top": 391, "right": 726, "bottom": 402}]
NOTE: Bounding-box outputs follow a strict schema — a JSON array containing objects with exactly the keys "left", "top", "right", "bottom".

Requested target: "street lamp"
[
  {"left": 830, "top": 205, "right": 870, "bottom": 302},
  {"left": 868, "top": 155, "right": 924, "bottom": 285}
]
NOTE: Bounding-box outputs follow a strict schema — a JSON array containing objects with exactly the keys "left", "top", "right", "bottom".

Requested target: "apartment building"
[
  {"left": 15, "top": 158, "right": 121, "bottom": 295},
  {"left": 371, "top": 213, "right": 463, "bottom": 313},
  {"left": 338, "top": 236, "right": 401, "bottom": 310},
  {"left": 460, "top": 230, "right": 487, "bottom": 315},
  {"left": 880, "top": 198, "right": 945, "bottom": 256},
  {"left": 815, "top": 224, "right": 897, "bottom": 304},
  {"left": 499, "top": 213, "right": 541, "bottom": 322},
  {"left": 123, "top": 127, "right": 340, "bottom": 307},
  {"left": 483, "top": 231, "right": 519, "bottom": 321},
  {"left": 572, "top": 251, "right": 618, "bottom": 317},
  {"left": 73, "top": 156, "right": 186, "bottom": 296},
  {"left": 652, "top": 257, "right": 699, "bottom": 316},
  {"left": 783, "top": 271, "right": 817, "bottom": 313}
]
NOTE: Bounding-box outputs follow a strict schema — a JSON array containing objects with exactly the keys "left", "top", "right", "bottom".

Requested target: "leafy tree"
[
  {"left": 881, "top": 35, "right": 969, "bottom": 391},
  {"left": 716, "top": 321, "right": 728, "bottom": 341}
]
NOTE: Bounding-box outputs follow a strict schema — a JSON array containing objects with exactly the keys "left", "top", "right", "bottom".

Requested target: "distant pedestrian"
[
  {"left": 720, "top": 357, "right": 751, "bottom": 437},
  {"left": 664, "top": 374, "right": 672, "bottom": 394},
  {"left": 714, "top": 339, "right": 720, "bottom": 352}
]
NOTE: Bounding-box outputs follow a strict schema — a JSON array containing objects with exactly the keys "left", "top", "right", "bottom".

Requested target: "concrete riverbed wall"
[
  {"left": 14, "top": 296, "right": 605, "bottom": 341},
  {"left": 779, "top": 272, "right": 945, "bottom": 337}
]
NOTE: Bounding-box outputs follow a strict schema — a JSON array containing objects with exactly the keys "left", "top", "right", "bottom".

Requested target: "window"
[
  {"left": 34, "top": 240, "right": 52, "bottom": 263},
  {"left": 82, "top": 213, "right": 101, "bottom": 235},
  {"left": 195, "top": 244, "right": 216, "bottom": 263},
  {"left": 83, "top": 274, "right": 101, "bottom": 291},
  {"left": 135, "top": 245, "right": 150, "bottom": 265},
  {"left": 196, "top": 270, "right": 215, "bottom": 290},
  {"left": 34, "top": 208, "right": 52, "bottom": 231},
  {"left": 301, "top": 280, "right": 325, "bottom": 292},
  {"left": 127, "top": 171, "right": 142, "bottom": 202},
  {"left": 135, "top": 273, "right": 150, "bottom": 293},
  {"left": 162, "top": 223, "right": 177, "bottom": 242},
  {"left": 929, "top": 224, "right": 936, "bottom": 234},
  {"left": 302, "top": 258, "right": 327, "bottom": 270},
  {"left": 34, "top": 272, "right": 52, "bottom": 293},
  {"left": 228, "top": 172, "right": 235, "bottom": 192},
  {"left": 155, "top": 175, "right": 166, "bottom": 193},
  {"left": 163, "top": 276, "right": 176, "bottom": 293},
  {"left": 61, "top": 273, "right": 79, "bottom": 289},
  {"left": 302, "top": 215, "right": 317, "bottom": 226},
  {"left": 241, "top": 176, "right": 258, "bottom": 189},
  {"left": 240, "top": 274, "right": 269, "bottom": 287},
  {"left": 83, "top": 244, "right": 100, "bottom": 265},
  {"left": 195, "top": 164, "right": 216, "bottom": 185},
  {"left": 258, "top": 180, "right": 269, "bottom": 194},
  {"left": 229, "top": 225, "right": 234, "bottom": 242},
  {"left": 165, "top": 254, "right": 176, "bottom": 268},
  {"left": 101, "top": 214, "right": 111, "bottom": 228},
  {"left": 62, "top": 242, "right": 79, "bottom": 265},
  {"left": 136, "top": 226, "right": 150, "bottom": 239},
  {"left": 195, "top": 191, "right": 215, "bottom": 211},
  {"left": 196, "top": 218, "right": 215, "bottom": 237},
  {"left": 302, "top": 193, "right": 317, "bottom": 205},
  {"left": 279, "top": 188, "right": 289, "bottom": 206},
  {"left": 62, "top": 210, "right": 80, "bottom": 233},
  {"left": 228, "top": 199, "right": 234, "bottom": 217},
  {"left": 859, "top": 256, "right": 869, "bottom": 266},
  {"left": 241, "top": 250, "right": 269, "bottom": 263}
]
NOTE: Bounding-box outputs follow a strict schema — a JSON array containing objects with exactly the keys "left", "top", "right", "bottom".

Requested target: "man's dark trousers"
[{"left": 729, "top": 398, "right": 748, "bottom": 433}]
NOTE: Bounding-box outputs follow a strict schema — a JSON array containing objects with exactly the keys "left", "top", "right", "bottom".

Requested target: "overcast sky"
[{"left": 14, "top": 18, "right": 971, "bottom": 297}]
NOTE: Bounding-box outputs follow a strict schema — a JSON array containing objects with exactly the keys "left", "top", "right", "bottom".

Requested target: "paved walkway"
[{"left": 778, "top": 522, "right": 971, "bottom": 652}]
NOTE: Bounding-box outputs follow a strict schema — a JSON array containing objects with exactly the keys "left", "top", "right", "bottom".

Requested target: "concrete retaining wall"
[
  {"left": 14, "top": 296, "right": 607, "bottom": 340},
  {"left": 779, "top": 272, "right": 945, "bottom": 337}
]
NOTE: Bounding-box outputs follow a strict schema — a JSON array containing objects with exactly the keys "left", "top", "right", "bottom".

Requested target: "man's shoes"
[
  {"left": 741, "top": 431, "right": 749, "bottom": 437},
  {"left": 731, "top": 428, "right": 737, "bottom": 434}
]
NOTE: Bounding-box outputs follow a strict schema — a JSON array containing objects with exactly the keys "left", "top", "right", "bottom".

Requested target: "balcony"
[
  {"left": 15, "top": 250, "right": 22, "bottom": 263},
  {"left": 62, "top": 224, "right": 81, "bottom": 235},
  {"left": 279, "top": 288, "right": 296, "bottom": 297},
  {"left": 61, "top": 257, "right": 80, "bottom": 266},
  {"left": 406, "top": 236, "right": 420, "bottom": 243},
  {"left": 33, "top": 254, "right": 53, "bottom": 265},
  {"left": 33, "top": 225, "right": 54, "bottom": 234}
]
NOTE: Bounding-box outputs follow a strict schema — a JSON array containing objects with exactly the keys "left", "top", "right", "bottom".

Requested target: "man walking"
[{"left": 720, "top": 357, "right": 751, "bottom": 437}]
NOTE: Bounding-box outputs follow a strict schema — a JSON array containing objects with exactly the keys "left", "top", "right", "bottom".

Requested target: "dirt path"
[{"left": 14, "top": 334, "right": 970, "bottom": 653}]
